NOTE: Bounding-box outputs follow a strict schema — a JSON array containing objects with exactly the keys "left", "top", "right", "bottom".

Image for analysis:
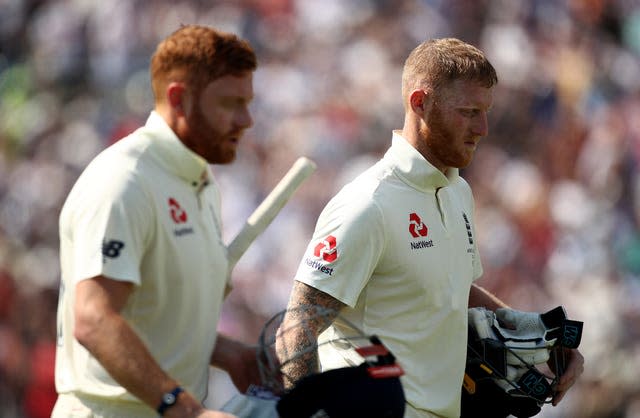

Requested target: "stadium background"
[{"left": 1, "top": 0, "right": 640, "bottom": 417}]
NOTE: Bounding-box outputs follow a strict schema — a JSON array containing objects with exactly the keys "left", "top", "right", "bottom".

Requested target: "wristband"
[{"left": 157, "top": 386, "right": 184, "bottom": 416}]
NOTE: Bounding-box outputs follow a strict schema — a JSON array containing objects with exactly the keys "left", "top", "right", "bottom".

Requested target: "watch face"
[{"left": 163, "top": 393, "right": 176, "bottom": 404}]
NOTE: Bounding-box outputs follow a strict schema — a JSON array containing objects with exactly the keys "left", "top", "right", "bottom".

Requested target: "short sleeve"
[
  {"left": 294, "top": 186, "right": 385, "bottom": 308},
  {"left": 62, "top": 164, "right": 152, "bottom": 286}
]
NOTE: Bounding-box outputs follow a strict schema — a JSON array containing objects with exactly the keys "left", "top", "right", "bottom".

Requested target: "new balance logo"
[{"left": 102, "top": 239, "right": 125, "bottom": 262}]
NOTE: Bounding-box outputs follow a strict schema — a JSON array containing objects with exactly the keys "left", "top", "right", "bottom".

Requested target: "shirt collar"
[
  {"left": 387, "top": 130, "right": 459, "bottom": 191},
  {"left": 144, "top": 111, "right": 209, "bottom": 187}
]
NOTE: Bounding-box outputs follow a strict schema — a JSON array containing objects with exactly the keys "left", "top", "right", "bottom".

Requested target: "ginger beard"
[
  {"left": 421, "top": 101, "right": 477, "bottom": 171},
  {"left": 182, "top": 91, "right": 242, "bottom": 165}
]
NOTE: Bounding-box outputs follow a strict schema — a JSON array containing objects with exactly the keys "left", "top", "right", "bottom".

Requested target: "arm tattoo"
[{"left": 276, "top": 281, "right": 345, "bottom": 389}]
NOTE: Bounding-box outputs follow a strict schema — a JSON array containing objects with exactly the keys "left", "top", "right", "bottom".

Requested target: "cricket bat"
[{"left": 226, "top": 157, "right": 317, "bottom": 270}]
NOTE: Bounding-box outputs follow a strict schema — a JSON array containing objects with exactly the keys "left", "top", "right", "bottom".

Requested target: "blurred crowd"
[{"left": 2, "top": 0, "right": 640, "bottom": 417}]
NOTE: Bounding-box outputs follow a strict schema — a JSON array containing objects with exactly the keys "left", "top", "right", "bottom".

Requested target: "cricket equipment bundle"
[
  {"left": 461, "top": 306, "right": 583, "bottom": 418},
  {"left": 221, "top": 305, "right": 406, "bottom": 418}
]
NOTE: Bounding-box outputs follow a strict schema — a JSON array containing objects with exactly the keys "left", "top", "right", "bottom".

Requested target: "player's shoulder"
[
  {"left": 82, "top": 129, "right": 157, "bottom": 179},
  {"left": 322, "top": 163, "right": 392, "bottom": 221},
  {"left": 99, "top": 129, "right": 155, "bottom": 165},
  {"left": 67, "top": 134, "right": 157, "bottom": 207},
  {"left": 345, "top": 157, "right": 396, "bottom": 192}
]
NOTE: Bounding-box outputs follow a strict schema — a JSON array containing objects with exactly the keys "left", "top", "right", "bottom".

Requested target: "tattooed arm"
[{"left": 276, "top": 281, "right": 346, "bottom": 389}]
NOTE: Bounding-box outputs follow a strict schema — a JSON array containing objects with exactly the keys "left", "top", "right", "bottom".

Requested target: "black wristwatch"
[{"left": 157, "top": 386, "right": 184, "bottom": 416}]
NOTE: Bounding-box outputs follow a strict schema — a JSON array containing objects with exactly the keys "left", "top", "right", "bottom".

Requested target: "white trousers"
[
  {"left": 51, "top": 393, "right": 156, "bottom": 418},
  {"left": 404, "top": 402, "right": 450, "bottom": 418}
]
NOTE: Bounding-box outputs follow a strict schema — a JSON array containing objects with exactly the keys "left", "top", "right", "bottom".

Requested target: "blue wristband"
[{"left": 157, "top": 386, "right": 184, "bottom": 416}]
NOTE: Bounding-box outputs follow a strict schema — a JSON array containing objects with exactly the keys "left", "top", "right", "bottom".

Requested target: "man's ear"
[
  {"left": 409, "top": 89, "right": 430, "bottom": 117},
  {"left": 166, "top": 82, "right": 189, "bottom": 116}
]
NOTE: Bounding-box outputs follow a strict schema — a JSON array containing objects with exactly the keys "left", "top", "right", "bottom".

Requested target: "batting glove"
[
  {"left": 494, "top": 306, "right": 566, "bottom": 344},
  {"left": 468, "top": 307, "right": 552, "bottom": 367}
]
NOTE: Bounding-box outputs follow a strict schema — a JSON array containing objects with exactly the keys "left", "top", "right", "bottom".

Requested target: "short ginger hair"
[{"left": 150, "top": 25, "right": 257, "bottom": 104}]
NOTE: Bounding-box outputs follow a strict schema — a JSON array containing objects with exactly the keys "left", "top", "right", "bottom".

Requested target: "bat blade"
[{"left": 227, "top": 157, "right": 316, "bottom": 269}]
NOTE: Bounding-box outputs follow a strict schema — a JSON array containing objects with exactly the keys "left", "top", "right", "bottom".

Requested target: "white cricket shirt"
[
  {"left": 55, "top": 112, "right": 228, "bottom": 413},
  {"left": 294, "top": 131, "right": 483, "bottom": 418}
]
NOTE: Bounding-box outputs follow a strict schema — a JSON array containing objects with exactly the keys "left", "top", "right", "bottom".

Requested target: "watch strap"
[{"left": 157, "top": 386, "right": 184, "bottom": 416}]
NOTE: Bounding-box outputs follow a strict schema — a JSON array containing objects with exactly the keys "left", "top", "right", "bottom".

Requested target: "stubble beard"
[
  {"left": 187, "top": 105, "right": 237, "bottom": 165},
  {"left": 424, "top": 104, "right": 474, "bottom": 169}
]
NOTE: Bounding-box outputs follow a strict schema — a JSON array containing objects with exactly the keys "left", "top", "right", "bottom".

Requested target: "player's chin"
[
  {"left": 451, "top": 154, "right": 474, "bottom": 169},
  {"left": 462, "top": 147, "right": 479, "bottom": 165},
  {"left": 220, "top": 151, "right": 237, "bottom": 165},
  {"left": 207, "top": 149, "right": 237, "bottom": 165}
]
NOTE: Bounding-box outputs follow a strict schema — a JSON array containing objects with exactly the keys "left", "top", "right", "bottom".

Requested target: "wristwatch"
[{"left": 157, "top": 386, "right": 184, "bottom": 416}]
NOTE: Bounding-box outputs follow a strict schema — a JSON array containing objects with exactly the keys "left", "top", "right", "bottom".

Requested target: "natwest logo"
[
  {"left": 168, "top": 197, "right": 188, "bottom": 224},
  {"left": 409, "top": 213, "right": 428, "bottom": 238},
  {"left": 314, "top": 235, "right": 338, "bottom": 262}
]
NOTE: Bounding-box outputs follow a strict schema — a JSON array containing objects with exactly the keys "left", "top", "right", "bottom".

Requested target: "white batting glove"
[
  {"left": 468, "top": 307, "right": 496, "bottom": 341},
  {"left": 468, "top": 308, "right": 552, "bottom": 367},
  {"left": 495, "top": 308, "right": 562, "bottom": 345}
]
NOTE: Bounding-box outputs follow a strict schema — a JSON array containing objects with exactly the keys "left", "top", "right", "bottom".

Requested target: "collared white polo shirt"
[
  {"left": 294, "top": 132, "right": 483, "bottom": 418},
  {"left": 56, "top": 112, "right": 228, "bottom": 412}
]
